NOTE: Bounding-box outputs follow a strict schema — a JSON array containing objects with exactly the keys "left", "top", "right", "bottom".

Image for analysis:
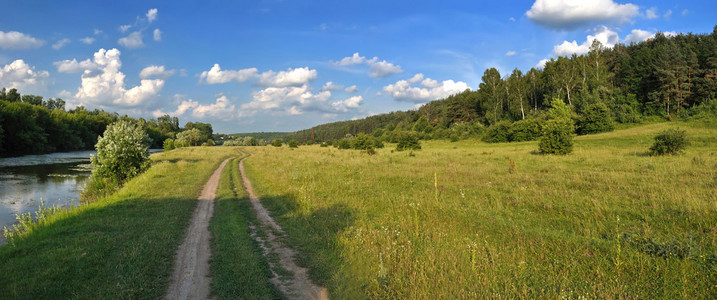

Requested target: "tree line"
[
  {"left": 0, "top": 89, "right": 214, "bottom": 157},
  {"left": 287, "top": 27, "right": 717, "bottom": 144}
]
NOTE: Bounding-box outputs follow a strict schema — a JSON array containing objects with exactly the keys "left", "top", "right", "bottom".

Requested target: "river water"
[{"left": 0, "top": 151, "right": 94, "bottom": 235}]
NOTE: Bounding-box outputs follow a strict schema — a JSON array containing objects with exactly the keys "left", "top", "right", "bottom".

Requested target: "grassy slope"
[
  {"left": 243, "top": 121, "right": 716, "bottom": 299},
  {"left": 0, "top": 147, "right": 240, "bottom": 299},
  {"left": 208, "top": 154, "right": 282, "bottom": 299}
]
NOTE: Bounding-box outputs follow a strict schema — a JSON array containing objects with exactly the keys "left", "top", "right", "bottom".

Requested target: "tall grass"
[
  {"left": 0, "top": 147, "right": 241, "bottom": 299},
  {"left": 243, "top": 121, "right": 716, "bottom": 298}
]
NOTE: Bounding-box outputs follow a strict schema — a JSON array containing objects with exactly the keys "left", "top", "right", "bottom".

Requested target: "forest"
[
  {"left": 0, "top": 88, "right": 213, "bottom": 157},
  {"left": 287, "top": 28, "right": 717, "bottom": 144}
]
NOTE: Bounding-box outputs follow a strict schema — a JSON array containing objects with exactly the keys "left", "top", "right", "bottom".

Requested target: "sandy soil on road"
[{"left": 166, "top": 158, "right": 232, "bottom": 300}]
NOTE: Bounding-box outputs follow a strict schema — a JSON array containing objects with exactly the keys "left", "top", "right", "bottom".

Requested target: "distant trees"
[{"left": 176, "top": 128, "right": 202, "bottom": 146}]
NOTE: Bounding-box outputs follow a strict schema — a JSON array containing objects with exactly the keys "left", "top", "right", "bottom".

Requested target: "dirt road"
[
  {"left": 166, "top": 158, "right": 232, "bottom": 300},
  {"left": 238, "top": 154, "right": 329, "bottom": 300}
]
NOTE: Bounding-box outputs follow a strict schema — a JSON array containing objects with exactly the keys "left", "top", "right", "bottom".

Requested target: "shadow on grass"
[
  {"left": 257, "top": 194, "right": 355, "bottom": 289},
  {"left": 0, "top": 196, "right": 197, "bottom": 299}
]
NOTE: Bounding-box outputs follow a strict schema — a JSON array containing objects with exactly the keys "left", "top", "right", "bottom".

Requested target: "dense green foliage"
[
  {"left": 539, "top": 99, "right": 575, "bottom": 155},
  {"left": 288, "top": 139, "right": 299, "bottom": 148},
  {"left": 649, "top": 128, "right": 689, "bottom": 155},
  {"left": 395, "top": 131, "right": 421, "bottom": 151},
  {"left": 0, "top": 88, "right": 210, "bottom": 156},
  {"left": 271, "top": 139, "right": 283, "bottom": 147},
  {"left": 284, "top": 28, "right": 717, "bottom": 145}
]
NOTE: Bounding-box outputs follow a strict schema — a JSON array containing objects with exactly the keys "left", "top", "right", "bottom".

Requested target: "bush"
[
  {"left": 650, "top": 128, "right": 688, "bottom": 155},
  {"left": 577, "top": 102, "right": 614, "bottom": 135},
  {"left": 163, "top": 138, "right": 175, "bottom": 151},
  {"left": 510, "top": 118, "right": 542, "bottom": 142},
  {"left": 396, "top": 131, "right": 421, "bottom": 151},
  {"left": 539, "top": 99, "right": 575, "bottom": 155},
  {"left": 335, "top": 138, "right": 351, "bottom": 149},
  {"left": 482, "top": 121, "right": 513, "bottom": 143},
  {"left": 271, "top": 139, "right": 283, "bottom": 147},
  {"left": 83, "top": 120, "right": 151, "bottom": 200},
  {"left": 288, "top": 139, "right": 299, "bottom": 148},
  {"left": 176, "top": 128, "right": 202, "bottom": 146}
]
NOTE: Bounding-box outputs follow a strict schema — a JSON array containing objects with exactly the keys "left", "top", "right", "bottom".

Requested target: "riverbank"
[{"left": 0, "top": 147, "right": 240, "bottom": 298}]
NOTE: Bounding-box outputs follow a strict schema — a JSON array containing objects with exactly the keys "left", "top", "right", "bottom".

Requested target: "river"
[{"left": 0, "top": 151, "right": 94, "bottom": 238}]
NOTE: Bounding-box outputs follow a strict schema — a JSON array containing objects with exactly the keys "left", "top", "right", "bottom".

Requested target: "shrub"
[
  {"left": 176, "top": 128, "right": 202, "bottom": 146},
  {"left": 650, "top": 128, "right": 688, "bottom": 155},
  {"left": 201, "top": 139, "right": 215, "bottom": 146},
  {"left": 335, "top": 138, "right": 351, "bottom": 149},
  {"left": 163, "top": 138, "right": 175, "bottom": 151},
  {"left": 83, "top": 120, "right": 151, "bottom": 201},
  {"left": 577, "top": 101, "right": 614, "bottom": 135},
  {"left": 510, "top": 118, "right": 542, "bottom": 142},
  {"left": 271, "top": 139, "right": 283, "bottom": 147},
  {"left": 396, "top": 131, "right": 421, "bottom": 151},
  {"left": 539, "top": 99, "right": 575, "bottom": 155},
  {"left": 482, "top": 121, "right": 513, "bottom": 143},
  {"left": 288, "top": 139, "right": 299, "bottom": 148}
]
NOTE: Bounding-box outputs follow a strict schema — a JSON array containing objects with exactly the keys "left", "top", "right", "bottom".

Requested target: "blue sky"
[{"left": 1, "top": 0, "right": 715, "bottom": 133}]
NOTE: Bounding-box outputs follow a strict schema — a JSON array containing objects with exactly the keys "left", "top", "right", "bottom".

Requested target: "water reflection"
[{"left": 0, "top": 151, "right": 94, "bottom": 233}]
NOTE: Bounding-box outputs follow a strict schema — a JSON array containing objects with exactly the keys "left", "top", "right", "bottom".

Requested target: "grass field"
[
  {"left": 242, "top": 121, "right": 716, "bottom": 298},
  {"left": 0, "top": 147, "right": 241, "bottom": 299}
]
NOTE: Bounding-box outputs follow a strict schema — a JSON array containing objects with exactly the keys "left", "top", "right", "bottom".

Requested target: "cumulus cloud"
[
  {"left": 152, "top": 94, "right": 199, "bottom": 117},
  {"left": 119, "top": 25, "right": 132, "bottom": 33},
  {"left": 153, "top": 29, "right": 162, "bottom": 41},
  {"left": 526, "top": 0, "right": 639, "bottom": 30},
  {"left": 242, "top": 85, "right": 331, "bottom": 116},
  {"left": 139, "top": 65, "right": 175, "bottom": 79},
  {"left": 321, "top": 81, "right": 344, "bottom": 91},
  {"left": 552, "top": 25, "right": 619, "bottom": 56},
  {"left": 80, "top": 37, "right": 96, "bottom": 44},
  {"left": 0, "top": 60, "right": 49, "bottom": 90},
  {"left": 334, "top": 52, "right": 403, "bottom": 77},
  {"left": 258, "top": 67, "right": 317, "bottom": 87},
  {"left": 0, "top": 30, "right": 44, "bottom": 49},
  {"left": 192, "top": 95, "right": 236, "bottom": 120},
  {"left": 147, "top": 8, "right": 158, "bottom": 23},
  {"left": 52, "top": 38, "right": 71, "bottom": 50},
  {"left": 118, "top": 31, "right": 144, "bottom": 49},
  {"left": 199, "top": 64, "right": 258, "bottom": 84},
  {"left": 54, "top": 58, "right": 99, "bottom": 73},
  {"left": 663, "top": 9, "right": 672, "bottom": 19},
  {"left": 94, "top": 29, "right": 103, "bottom": 35},
  {"left": 345, "top": 85, "right": 358, "bottom": 93},
  {"left": 73, "top": 48, "right": 165, "bottom": 107},
  {"left": 383, "top": 73, "right": 470, "bottom": 103},
  {"left": 536, "top": 59, "right": 550, "bottom": 69},
  {"left": 332, "top": 96, "right": 363, "bottom": 112},
  {"left": 645, "top": 7, "right": 658, "bottom": 19},
  {"left": 624, "top": 29, "right": 654, "bottom": 44},
  {"left": 505, "top": 50, "right": 517, "bottom": 57}
]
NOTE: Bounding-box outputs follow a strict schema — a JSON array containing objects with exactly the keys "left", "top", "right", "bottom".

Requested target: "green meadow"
[
  {"left": 242, "top": 120, "right": 716, "bottom": 298},
  {"left": 0, "top": 121, "right": 714, "bottom": 298}
]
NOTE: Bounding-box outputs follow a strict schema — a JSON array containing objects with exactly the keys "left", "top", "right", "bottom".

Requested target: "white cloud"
[
  {"left": 258, "top": 67, "right": 317, "bottom": 87},
  {"left": 370, "top": 60, "right": 403, "bottom": 78},
  {"left": 321, "top": 81, "right": 344, "bottom": 91},
  {"left": 118, "top": 31, "right": 144, "bottom": 49},
  {"left": 94, "top": 29, "right": 103, "bottom": 35},
  {"left": 199, "top": 64, "right": 258, "bottom": 84},
  {"left": 645, "top": 7, "right": 658, "bottom": 19},
  {"left": 624, "top": 29, "right": 654, "bottom": 44},
  {"left": 52, "top": 38, "right": 71, "bottom": 50},
  {"left": 332, "top": 96, "right": 363, "bottom": 112},
  {"left": 509, "top": 17, "right": 516, "bottom": 22},
  {"left": 0, "top": 30, "right": 44, "bottom": 49},
  {"left": 73, "top": 48, "right": 165, "bottom": 107},
  {"left": 334, "top": 52, "right": 402, "bottom": 77},
  {"left": 139, "top": 65, "right": 175, "bottom": 79},
  {"left": 54, "top": 58, "right": 99, "bottom": 73},
  {"left": 505, "top": 50, "right": 517, "bottom": 57},
  {"left": 383, "top": 73, "right": 470, "bottom": 103},
  {"left": 552, "top": 25, "right": 619, "bottom": 56},
  {"left": 526, "top": 0, "right": 639, "bottom": 29},
  {"left": 681, "top": 9, "right": 688, "bottom": 16},
  {"left": 152, "top": 94, "right": 199, "bottom": 117},
  {"left": 536, "top": 59, "right": 550, "bottom": 69},
  {"left": 192, "top": 95, "right": 236, "bottom": 120},
  {"left": 0, "top": 60, "right": 49, "bottom": 90},
  {"left": 153, "top": 29, "right": 162, "bottom": 41},
  {"left": 345, "top": 85, "right": 358, "bottom": 93},
  {"left": 80, "top": 37, "right": 95, "bottom": 44},
  {"left": 243, "top": 85, "right": 330, "bottom": 115},
  {"left": 119, "top": 25, "right": 132, "bottom": 33},
  {"left": 664, "top": 31, "right": 677, "bottom": 37},
  {"left": 147, "top": 8, "right": 158, "bottom": 23}
]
